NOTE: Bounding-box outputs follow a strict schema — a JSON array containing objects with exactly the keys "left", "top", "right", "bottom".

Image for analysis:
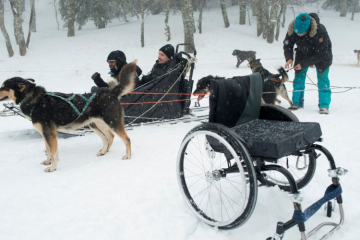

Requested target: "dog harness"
[{"left": 45, "top": 92, "right": 97, "bottom": 121}]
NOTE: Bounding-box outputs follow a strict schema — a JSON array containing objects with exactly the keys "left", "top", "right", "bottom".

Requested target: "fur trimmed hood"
[{"left": 288, "top": 17, "right": 317, "bottom": 37}]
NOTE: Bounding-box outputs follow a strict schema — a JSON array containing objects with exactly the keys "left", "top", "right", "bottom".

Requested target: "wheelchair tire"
[
  {"left": 261, "top": 150, "right": 317, "bottom": 192},
  {"left": 176, "top": 123, "right": 258, "bottom": 230}
]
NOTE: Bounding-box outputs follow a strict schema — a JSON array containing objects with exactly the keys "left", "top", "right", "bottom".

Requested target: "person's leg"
[
  {"left": 292, "top": 67, "right": 308, "bottom": 108},
  {"left": 317, "top": 67, "right": 331, "bottom": 109}
]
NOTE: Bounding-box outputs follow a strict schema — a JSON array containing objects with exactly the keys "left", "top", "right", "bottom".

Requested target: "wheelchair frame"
[{"left": 176, "top": 105, "right": 347, "bottom": 240}]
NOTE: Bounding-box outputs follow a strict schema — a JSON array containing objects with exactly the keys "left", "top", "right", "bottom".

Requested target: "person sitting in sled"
[
  {"left": 91, "top": 50, "right": 142, "bottom": 90},
  {"left": 140, "top": 44, "right": 178, "bottom": 84}
]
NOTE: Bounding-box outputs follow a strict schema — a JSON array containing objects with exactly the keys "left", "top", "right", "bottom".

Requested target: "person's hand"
[
  {"left": 294, "top": 64, "right": 302, "bottom": 71},
  {"left": 91, "top": 72, "right": 101, "bottom": 81},
  {"left": 285, "top": 59, "right": 293, "bottom": 69}
]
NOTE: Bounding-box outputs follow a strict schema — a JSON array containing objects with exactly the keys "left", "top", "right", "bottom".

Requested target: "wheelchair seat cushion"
[{"left": 231, "top": 119, "right": 322, "bottom": 159}]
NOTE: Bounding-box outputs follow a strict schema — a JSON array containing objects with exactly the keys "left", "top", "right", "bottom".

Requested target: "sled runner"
[{"left": 177, "top": 72, "right": 347, "bottom": 240}]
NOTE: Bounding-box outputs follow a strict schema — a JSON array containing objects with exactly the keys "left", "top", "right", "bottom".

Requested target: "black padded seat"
[{"left": 231, "top": 119, "right": 322, "bottom": 159}]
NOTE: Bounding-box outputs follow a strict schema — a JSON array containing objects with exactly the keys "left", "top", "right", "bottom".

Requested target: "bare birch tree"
[
  {"left": 239, "top": 0, "right": 246, "bottom": 25},
  {"left": 164, "top": 0, "right": 171, "bottom": 41},
  {"left": 180, "top": 0, "right": 195, "bottom": 53},
  {"left": 280, "top": 0, "right": 287, "bottom": 28},
  {"left": 275, "top": 0, "right": 286, "bottom": 41},
  {"left": 54, "top": 0, "right": 59, "bottom": 30},
  {"left": 255, "top": 0, "right": 263, "bottom": 37},
  {"left": 26, "top": 0, "right": 35, "bottom": 48},
  {"left": 67, "top": 0, "right": 75, "bottom": 37},
  {"left": 261, "top": 0, "right": 269, "bottom": 40},
  {"left": 9, "top": 0, "right": 26, "bottom": 56},
  {"left": 198, "top": 0, "right": 204, "bottom": 33},
  {"left": 30, "top": 0, "right": 36, "bottom": 32},
  {"left": 352, "top": 0, "right": 359, "bottom": 20},
  {"left": 340, "top": 1, "right": 347, "bottom": 17},
  {"left": 141, "top": 0, "right": 145, "bottom": 47},
  {"left": 267, "top": 0, "right": 280, "bottom": 43},
  {"left": 0, "top": 1, "right": 14, "bottom": 57},
  {"left": 220, "top": 0, "right": 230, "bottom": 28}
]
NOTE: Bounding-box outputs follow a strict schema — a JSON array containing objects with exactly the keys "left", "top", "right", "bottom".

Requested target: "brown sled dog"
[
  {"left": 193, "top": 61, "right": 290, "bottom": 105},
  {"left": 0, "top": 61, "right": 137, "bottom": 172},
  {"left": 248, "top": 58, "right": 294, "bottom": 107}
]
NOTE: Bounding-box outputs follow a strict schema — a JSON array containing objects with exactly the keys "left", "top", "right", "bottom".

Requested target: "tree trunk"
[
  {"left": 0, "top": 1, "right": 14, "bottom": 57},
  {"left": 261, "top": 0, "right": 269, "bottom": 40},
  {"left": 26, "top": 0, "right": 35, "bottom": 48},
  {"left": 267, "top": 0, "right": 280, "bottom": 43},
  {"left": 255, "top": 0, "right": 263, "bottom": 37},
  {"left": 141, "top": 0, "right": 145, "bottom": 47},
  {"left": 275, "top": 0, "right": 285, "bottom": 41},
  {"left": 340, "top": 1, "right": 347, "bottom": 17},
  {"left": 164, "top": 0, "right": 171, "bottom": 41},
  {"left": 67, "top": 0, "right": 75, "bottom": 37},
  {"left": 30, "top": 0, "right": 36, "bottom": 32},
  {"left": 54, "top": 0, "right": 59, "bottom": 30},
  {"left": 198, "top": 0, "right": 204, "bottom": 34},
  {"left": 280, "top": 0, "right": 287, "bottom": 28},
  {"left": 180, "top": 0, "right": 195, "bottom": 53},
  {"left": 220, "top": 0, "right": 230, "bottom": 28},
  {"left": 9, "top": 0, "right": 26, "bottom": 56},
  {"left": 239, "top": 0, "right": 246, "bottom": 25},
  {"left": 351, "top": 0, "right": 359, "bottom": 20},
  {"left": 187, "top": 0, "right": 196, "bottom": 33}
]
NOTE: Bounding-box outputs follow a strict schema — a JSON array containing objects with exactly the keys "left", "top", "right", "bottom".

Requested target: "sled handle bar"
[{"left": 176, "top": 43, "right": 197, "bottom": 56}]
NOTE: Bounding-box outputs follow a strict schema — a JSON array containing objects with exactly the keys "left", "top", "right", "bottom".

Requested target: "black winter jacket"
[
  {"left": 140, "top": 59, "right": 178, "bottom": 84},
  {"left": 93, "top": 64, "right": 143, "bottom": 88},
  {"left": 283, "top": 13, "right": 332, "bottom": 72}
]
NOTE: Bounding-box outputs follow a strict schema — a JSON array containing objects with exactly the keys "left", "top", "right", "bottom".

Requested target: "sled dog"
[
  {"left": 0, "top": 61, "right": 137, "bottom": 172},
  {"left": 232, "top": 50, "right": 257, "bottom": 68}
]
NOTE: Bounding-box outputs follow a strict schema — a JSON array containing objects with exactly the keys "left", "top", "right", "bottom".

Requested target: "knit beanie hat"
[
  {"left": 107, "top": 50, "right": 126, "bottom": 63},
  {"left": 159, "top": 44, "right": 174, "bottom": 60},
  {"left": 294, "top": 13, "right": 311, "bottom": 34}
]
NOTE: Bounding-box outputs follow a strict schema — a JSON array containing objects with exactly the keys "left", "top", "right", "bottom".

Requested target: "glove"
[{"left": 91, "top": 72, "right": 101, "bottom": 81}]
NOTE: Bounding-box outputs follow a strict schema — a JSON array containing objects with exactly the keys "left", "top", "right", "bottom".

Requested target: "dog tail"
[
  {"left": 276, "top": 66, "right": 288, "bottom": 82},
  {"left": 111, "top": 60, "right": 137, "bottom": 99}
]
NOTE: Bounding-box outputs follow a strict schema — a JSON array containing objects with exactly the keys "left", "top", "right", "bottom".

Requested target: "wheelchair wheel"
[
  {"left": 261, "top": 150, "right": 316, "bottom": 192},
  {"left": 176, "top": 123, "right": 258, "bottom": 230}
]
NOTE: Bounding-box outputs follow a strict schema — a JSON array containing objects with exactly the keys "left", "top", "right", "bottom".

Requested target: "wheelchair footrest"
[{"left": 292, "top": 184, "right": 342, "bottom": 223}]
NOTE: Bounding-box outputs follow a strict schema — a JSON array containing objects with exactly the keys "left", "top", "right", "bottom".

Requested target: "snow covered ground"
[{"left": 0, "top": 1, "right": 359, "bottom": 240}]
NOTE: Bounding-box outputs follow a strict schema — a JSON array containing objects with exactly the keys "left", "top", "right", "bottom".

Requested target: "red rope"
[
  {"left": 127, "top": 92, "right": 207, "bottom": 96},
  {"left": 121, "top": 96, "right": 209, "bottom": 105}
]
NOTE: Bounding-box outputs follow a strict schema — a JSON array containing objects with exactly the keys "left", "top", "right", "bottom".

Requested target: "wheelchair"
[{"left": 176, "top": 73, "right": 347, "bottom": 240}]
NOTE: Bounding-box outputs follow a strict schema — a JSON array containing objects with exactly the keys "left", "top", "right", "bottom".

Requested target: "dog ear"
[
  {"left": 26, "top": 78, "right": 35, "bottom": 83},
  {"left": 18, "top": 84, "right": 27, "bottom": 92}
]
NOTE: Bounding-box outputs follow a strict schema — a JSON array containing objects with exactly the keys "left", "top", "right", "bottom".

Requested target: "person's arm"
[
  {"left": 91, "top": 72, "right": 108, "bottom": 88},
  {"left": 283, "top": 33, "right": 295, "bottom": 63}
]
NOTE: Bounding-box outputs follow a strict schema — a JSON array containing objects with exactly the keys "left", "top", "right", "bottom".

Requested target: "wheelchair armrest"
[{"left": 259, "top": 104, "right": 299, "bottom": 122}]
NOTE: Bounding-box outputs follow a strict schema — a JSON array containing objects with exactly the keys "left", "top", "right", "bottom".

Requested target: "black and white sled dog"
[
  {"left": 248, "top": 57, "right": 294, "bottom": 106},
  {"left": 0, "top": 61, "right": 138, "bottom": 172},
  {"left": 232, "top": 50, "right": 257, "bottom": 68}
]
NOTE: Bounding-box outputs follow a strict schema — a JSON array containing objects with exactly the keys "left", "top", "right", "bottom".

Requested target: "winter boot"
[
  {"left": 319, "top": 107, "right": 329, "bottom": 114},
  {"left": 288, "top": 105, "right": 303, "bottom": 111}
]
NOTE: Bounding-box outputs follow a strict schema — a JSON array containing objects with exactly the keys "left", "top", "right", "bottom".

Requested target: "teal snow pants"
[{"left": 292, "top": 67, "right": 331, "bottom": 109}]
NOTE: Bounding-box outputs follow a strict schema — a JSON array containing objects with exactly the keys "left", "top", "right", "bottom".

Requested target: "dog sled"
[
  {"left": 1, "top": 43, "right": 206, "bottom": 137},
  {"left": 176, "top": 72, "right": 347, "bottom": 240}
]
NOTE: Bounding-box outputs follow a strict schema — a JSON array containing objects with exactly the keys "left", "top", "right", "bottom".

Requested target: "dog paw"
[
  {"left": 122, "top": 154, "right": 131, "bottom": 160},
  {"left": 44, "top": 167, "right": 56, "bottom": 172},
  {"left": 41, "top": 160, "right": 51, "bottom": 165},
  {"left": 97, "top": 150, "right": 106, "bottom": 157}
]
